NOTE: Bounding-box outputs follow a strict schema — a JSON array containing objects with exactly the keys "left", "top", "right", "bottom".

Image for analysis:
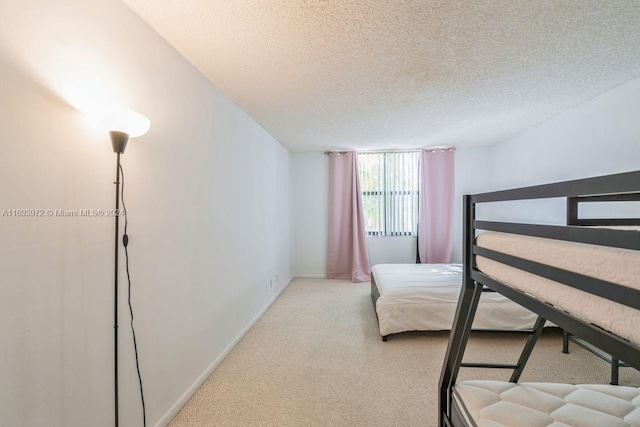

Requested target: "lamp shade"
[{"left": 102, "top": 109, "right": 150, "bottom": 138}]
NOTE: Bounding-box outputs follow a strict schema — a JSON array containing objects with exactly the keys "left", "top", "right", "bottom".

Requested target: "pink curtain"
[
  {"left": 418, "top": 148, "right": 455, "bottom": 264},
  {"left": 327, "top": 152, "right": 371, "bottom": 282}
]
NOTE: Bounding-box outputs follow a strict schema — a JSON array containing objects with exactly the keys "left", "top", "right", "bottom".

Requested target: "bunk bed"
[
  {"left": 439, "top": 170, "right": 640, "bottom": 427},
  {"left": 370, "top": 263, "right": 541, "bottom": 341}
]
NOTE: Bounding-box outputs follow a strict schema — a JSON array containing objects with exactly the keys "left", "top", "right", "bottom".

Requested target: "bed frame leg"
[
  {"left": 382, "top": 335, "right": 387, "bottom": 342},
  {"left": 611, "top": 358, "right": 619, "bottom": 385},
  {"left": 562, "top": 330, "right": 570, "bottom": 354}
]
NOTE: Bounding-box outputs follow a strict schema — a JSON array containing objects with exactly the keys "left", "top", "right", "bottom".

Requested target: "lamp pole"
[{"left": 111, "top": 131, "right": 129, "bottom": 427}]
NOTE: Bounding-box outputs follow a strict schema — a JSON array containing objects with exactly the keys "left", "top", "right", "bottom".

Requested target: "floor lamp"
[{"left": 106, "top": 109, "right": 150, "bottom": 427}]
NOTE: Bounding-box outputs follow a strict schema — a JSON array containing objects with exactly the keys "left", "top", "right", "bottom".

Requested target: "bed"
[
  {"left": 371, "top": 263, "right": 540, "bottom": 340},
  {"left": 439, "top": 170, "right": 640, "bottom": 427}
]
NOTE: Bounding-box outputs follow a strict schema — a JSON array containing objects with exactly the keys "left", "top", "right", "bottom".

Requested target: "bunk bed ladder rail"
[
  {"left": 460, "top": 316, "right": 545, "bottom": 382},
  {"left": 438, "top": 196, "right": 547, "bottom": 427}
]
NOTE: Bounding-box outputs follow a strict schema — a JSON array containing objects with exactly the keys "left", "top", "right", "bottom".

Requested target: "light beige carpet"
[{"left": 168, "top": 278, "right": 640, "bottom": 426}]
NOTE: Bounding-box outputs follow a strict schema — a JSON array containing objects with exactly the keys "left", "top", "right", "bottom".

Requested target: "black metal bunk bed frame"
[{"left": 439, "top": 170, "right": 640, "bottom": 427}]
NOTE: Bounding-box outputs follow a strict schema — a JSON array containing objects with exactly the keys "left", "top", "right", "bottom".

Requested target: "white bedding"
[
  {"left": 372, "top": 263, "right": 539, "bottom": 336},
  {"left": 476, "top": 230, "right": 640, "bottom": 345}
]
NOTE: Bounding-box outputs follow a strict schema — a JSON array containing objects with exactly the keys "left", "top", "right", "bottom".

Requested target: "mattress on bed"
[
  {"left": 372, "top": 263, "right": 539, "bottom": 336},
  {"left": 476, "top": 230, "right": 640, "bottom": 345},
  {"left": 452, "top": 380, "right": 640, "bottom": 427}
]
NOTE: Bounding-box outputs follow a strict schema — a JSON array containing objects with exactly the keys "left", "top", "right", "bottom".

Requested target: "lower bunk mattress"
[
  {"left": 452, "top": 380, "right": 640, "bottom": 427},
  {"left": 372, "top": 263, "right": 539, "bottom": 337}
]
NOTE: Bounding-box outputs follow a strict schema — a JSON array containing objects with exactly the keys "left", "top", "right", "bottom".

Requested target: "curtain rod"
[{"left": 323, "top": 147, "right": 456, "bottom": 155}]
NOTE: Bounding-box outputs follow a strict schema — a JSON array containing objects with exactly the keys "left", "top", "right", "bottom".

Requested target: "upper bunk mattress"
[
  {"left": 372, "top": 263, "right": 539, "bottom": 336},
  {"left": 476, "top": 230, "right": 640, "bottom": 345}
]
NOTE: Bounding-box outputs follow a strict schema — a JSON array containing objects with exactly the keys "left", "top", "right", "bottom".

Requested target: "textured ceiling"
[{"left": 123, "top": 0, "right": 640, "bottom": 152}]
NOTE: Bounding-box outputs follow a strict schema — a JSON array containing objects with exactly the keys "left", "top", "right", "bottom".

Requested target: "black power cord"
[{"left": 119, "top": 163, "right": 147, "bottom": 427}]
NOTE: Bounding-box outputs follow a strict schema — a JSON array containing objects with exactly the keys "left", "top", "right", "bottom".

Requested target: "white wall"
[
  {"left": 0, "top": 1, "right": 291, "bottom": 426},
  {"left": 451, "top": 146, "right": 495, "bottom": 262},
  {"left": 492, "top": 76, "right": 640, "bottom": 188},
  {"left": 291, "top": 153, "right": 328, "bottom": 277},
  {"left": 367, "top": 236, "right": 417, "bottom": 266},
  {"left": 477, "top": 75, "right": 640, "bottom": 228}
]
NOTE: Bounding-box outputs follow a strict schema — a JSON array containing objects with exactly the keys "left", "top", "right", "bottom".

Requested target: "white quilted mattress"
[
  {"left": 372, "top": 263, "right": 539, "bottom": 336},
  {"left": 476, "top": 230, "right": 640, "bottom": 345},
  {"left": 453, "top": 380, "right": 640, "bottom": 427}
]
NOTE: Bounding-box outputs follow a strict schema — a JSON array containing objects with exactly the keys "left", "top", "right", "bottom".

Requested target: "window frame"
[{"left": 358, "top": 151, "right": 420, "bottom": 237}]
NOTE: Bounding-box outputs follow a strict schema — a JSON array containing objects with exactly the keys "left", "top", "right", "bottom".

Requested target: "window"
[{"left": 358, "top": 151, "right": 420, "bottom": 236}]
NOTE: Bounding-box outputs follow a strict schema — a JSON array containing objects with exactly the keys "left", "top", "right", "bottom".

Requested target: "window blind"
[{"left": 358, "top": 151, "right": 419, "bottom": 236}]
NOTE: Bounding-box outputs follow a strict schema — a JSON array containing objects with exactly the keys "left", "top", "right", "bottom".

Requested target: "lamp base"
[{"left": 110, "top": 131, "right": 130, "bottom": 154}]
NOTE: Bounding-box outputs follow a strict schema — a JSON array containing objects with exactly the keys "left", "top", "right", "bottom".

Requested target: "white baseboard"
[
  {"left": 293, "top": 274, "right": 326, "bottom": 279},
  {"left": 154, "top": 275, "right": 294, "bottom": 427}
]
